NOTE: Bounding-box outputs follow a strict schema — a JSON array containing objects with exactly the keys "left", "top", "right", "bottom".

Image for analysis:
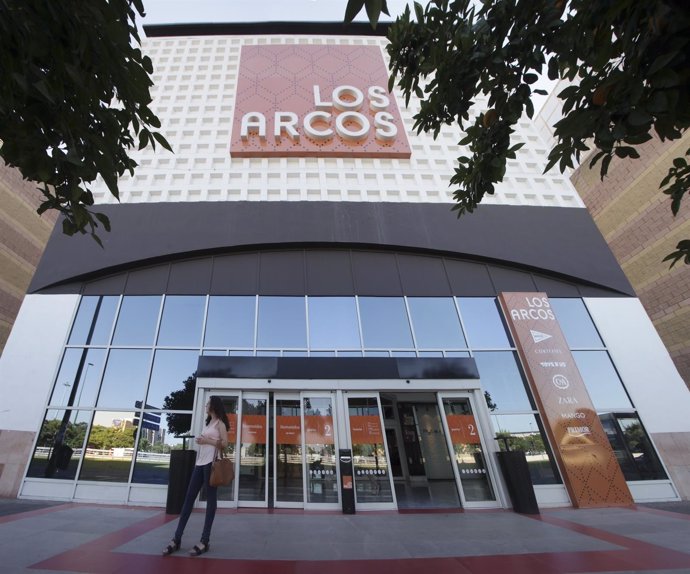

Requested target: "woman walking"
[{"left": 163, "top": 395, "right": 229, "bottom": 556}]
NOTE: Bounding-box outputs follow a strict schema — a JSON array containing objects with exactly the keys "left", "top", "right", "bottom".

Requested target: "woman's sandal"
[
  {"left": 189, "top": 542, "right": 209, "bottom": 556},
  {"left": 162, "top": 539, "right": 180, "bottom": 556}
]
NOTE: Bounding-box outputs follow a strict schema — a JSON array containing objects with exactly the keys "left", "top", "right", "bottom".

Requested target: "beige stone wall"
[
  {"left": 0, "top": 160, "right": 57, "bottom": 356},
  {"left": 652, "top": 432, "right": 690, "bottom": 500},
  {"left": 0, "top": 430, "right": 36, "bottom": 497},
  {"left": 571, "top": 132, "right": 690, "bottom": 389}
]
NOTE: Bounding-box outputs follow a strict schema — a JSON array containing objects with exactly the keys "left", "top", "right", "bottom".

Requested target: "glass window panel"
[
  {"left": 309, "top": 351, "right": 336, "bottom": 357},
  {"left": 572, "top": 351, "right": 633, "bottom": 410},
  {"left": 490, "top": 413, "right": 562, "bottom": 485},
  {"left": 364, "top": 351, "right": 390, "bottom": 357},
  {"left": 229, "top": 350, "right": 254, "bottom": 356},
  {"left": 49, "top": 348, "right": 106, "bottom": 407},
  {"left": 97, "top": 349, "right": 152, "bottom": 409},
  {"left": 256, "top": 350, "right": 280, "bottom": 357},
  {"left": 68, "top": 296, "right": 119, "bottom": 346},
  {"left": 132, "top": 412, "right": 185, "bottom": 485},
  {"left": 26, "top": 410, "right": 90, "bottom": 480},
  {"left": 551, "top": 298, "right": 603, "bottom": 348},
  {"left": 457, "top": 297, "right": 512, "bottom": 349},
  {"left": 408, "top": 297, "right": 467, "bottom": 349},
  {"left": 145, "top": 350, "right": 199, "bottom": 411},
  {"left": 112, "top": 296, "right": 161, "bottom": 346},
  {"left": 202, "top": 350, "right": 227, "bottom": 356},
  {"left": 338, "top": 351, "right": 363, "bottom": 357},
  {"left": 474, "top": 351, "right": 534, "bottom": 412},
  {"left": 599, "top": 413, "right": 667, "bottom": 481},
  {"left": 204, "top": 296, "right": 255, "bottom": 348},
  {"left": 358, "top": 297, "right": 413, "bottom": 349},
  {"left": 157, "top": 296, "right": 205, "bottom": 347},
  {"left": 308, "top": 297, "right": 361, "bottom": 349},
  {"left": 444, "top": 351, "right": 471, "bottom": 358},
  {"left": 257, "top": 297, "right": 306, "bottom": 349},
  {"left": 416, "top": 351, "right": 442, "bottom": 357},
  {"left": 79, "top": 411, "right": 138, "bottom": 482},
  {"left": 283, "top": 351, "right": 308, "bottom": 357}
]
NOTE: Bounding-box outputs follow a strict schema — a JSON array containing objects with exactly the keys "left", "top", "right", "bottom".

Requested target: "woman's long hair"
[{"left": 206, "top": 395, "right": 230, "bottom": 430}]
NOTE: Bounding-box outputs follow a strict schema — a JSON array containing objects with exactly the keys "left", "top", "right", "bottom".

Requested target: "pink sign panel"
[{"left": 230, "top": 45, "right": 411, "bottom": 158}]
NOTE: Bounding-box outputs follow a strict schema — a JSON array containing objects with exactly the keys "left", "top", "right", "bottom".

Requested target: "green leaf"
[
  {"left": 344, "top": 0, "right": 365, "bottom": 24},
  {"left": 138, "top": 129, "right": 150, "bottom": 150},
  {"left": 152, "top": 132, "right": 173, "bottom": 153}
]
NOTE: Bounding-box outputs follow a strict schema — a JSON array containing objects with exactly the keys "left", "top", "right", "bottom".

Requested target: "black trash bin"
[
  {"left": 166, "top": 438, "right": 197, "bottom": 515},
  {"left": 496, "top": 450, "right": 539, "bottom": 514},
  {"left": 339, "top": 449, "right": 355, "bottom": 514}
]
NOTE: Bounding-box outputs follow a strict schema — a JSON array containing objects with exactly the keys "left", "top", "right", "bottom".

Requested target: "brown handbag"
[{"left": 209, "top": 447, "right": 235, "bottom": 487}]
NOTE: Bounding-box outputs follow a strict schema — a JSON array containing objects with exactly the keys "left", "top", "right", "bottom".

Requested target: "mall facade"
[{"left": 0, "top": 22, "right": 688, "bottom": 511}]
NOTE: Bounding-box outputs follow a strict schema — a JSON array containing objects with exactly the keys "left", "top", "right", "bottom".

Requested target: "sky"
[{"left": 141, "top": 0, "right": 416, "bottom": 26}]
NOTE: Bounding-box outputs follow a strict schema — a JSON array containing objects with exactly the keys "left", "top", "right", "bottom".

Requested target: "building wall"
[
  {"left": 0, "top": 160, "right": 57, "bottom": 356},
  {"left": 571, "top": 132, "right": 690, "bottom": 389},
  {"left": 1, "top": 28, "right": 687, "bottom": 505}
]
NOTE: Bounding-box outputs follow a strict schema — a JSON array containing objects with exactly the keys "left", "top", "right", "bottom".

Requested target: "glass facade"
[{"left": 32, "top": 294, "right": 664, "bottom": 491}]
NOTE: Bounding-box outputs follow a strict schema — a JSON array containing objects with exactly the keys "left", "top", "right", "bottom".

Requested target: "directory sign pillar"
[{"left": 498, "top": 292, "right": 633, "bottom": 508}]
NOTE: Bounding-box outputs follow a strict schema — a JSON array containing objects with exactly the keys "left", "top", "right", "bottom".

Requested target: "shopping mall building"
[{"left": 0, "top": 20, "right": 688, "bottom": 512}]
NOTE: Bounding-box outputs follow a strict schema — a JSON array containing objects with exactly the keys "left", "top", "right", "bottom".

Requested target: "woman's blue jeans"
[{"left": 174, "top": 462, "right": 217, "bottom": 545}]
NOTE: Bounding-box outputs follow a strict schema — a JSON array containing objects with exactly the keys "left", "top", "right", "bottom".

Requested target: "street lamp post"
[{"left": 77, "top": 362, "right": 94, "bottom": 406}]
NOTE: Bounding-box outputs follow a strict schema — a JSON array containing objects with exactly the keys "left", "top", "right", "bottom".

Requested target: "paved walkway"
[{"left": 1, "top": 500, "right": 690, "bottom": 573}]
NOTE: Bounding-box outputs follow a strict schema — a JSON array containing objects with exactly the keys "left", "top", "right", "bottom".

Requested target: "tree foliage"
[
  {"left": 348, "top": 0, "right": 690, "bottom": 265},
  {"left": 162, "top": 373, "right": 196, "bottom": 437},
  {"left": 0, "top": 0, "right": 171, "bottom": 245}
]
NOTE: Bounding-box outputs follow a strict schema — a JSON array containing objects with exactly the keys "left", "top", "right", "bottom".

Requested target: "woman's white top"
[{"left": 196, "top": 418, "right": 229, "bottom": 466}]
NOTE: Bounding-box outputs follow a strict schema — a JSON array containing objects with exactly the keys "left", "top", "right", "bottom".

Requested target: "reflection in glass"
[
  {"left": 157, "top": 296, "right": 205, "bottom": 347},
  {"left": 308, "top": 297, "right": 360, "bottom": 349},
  {"left": 131, "top": 410, "right": 178, "bottom": 484},
  {"left": 275, "top": 399, "right": 303, "bottom": 502},
  {"left": 348, "top": 397, "right": 393, "bottom": 503},
  {"left": 27, "top": 410, "right": 90, "bottom": 480},
  {"left": 474, "top": 352, "right": 534, "bottom": 412},
  {"left": 551, "top": 298, "right": 603, "bottom": 348},
  {"left": 79, "top": 411, "right": 138, "bottom": 482},
  {"left": 457, "top": 298, "right": 512, "bottom": 348},
  {"left": 238, "top": 399, "right": 267, "bottom": 502},
  {"left": 49, "top": 348, "right": 106, "bottom": 407},
  {"left": 599, "top": 413, "right": 667, "bottom": 481},
  {"left": 304, "top": 396, "right": 338, "bottom": 503},
  {"left": 408, "top": 297, "right": 466, "bottom": 349},
  {"left": 146, "top": 350, "right": 199, "bottom": 411},
  {"left": 257, "top": 297, "right": 306, "bottom": 349},
  {"left": 442, "top": 398, "right": 495, "bottom": 502},
  {"left": 112, "top": 296, "right": 161, "bottom": 346},
  {"left": 572, "top": 351, "right": 633, "bottom": 410},
  {"left": 68, "top": 296, "right": 119, "bottom": 346},
  {"left": 359, "top": 297, "right": 413, "bottom": 349},
  {"left": 204, "top": 296, "right": 256, "bottom": 348},
  {"left": 490, "top": 413, "right": 561, "bottom": 484},
  {"left": 97, "top": 349, "right": 152, "bottom": 408}
]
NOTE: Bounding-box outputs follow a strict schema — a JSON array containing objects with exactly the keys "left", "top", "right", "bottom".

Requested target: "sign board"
[
  {"left": 349, "top": 415, "right": 384, "bottom": 445},
  {"left": 446, "top": 414, "right": 481, "bottom": 445},
  {"left": 304, "top": 415, "right": 335, "bottom": 445},
  {"left": 498, "top": 292, "right": 633, "bottom": 508},
  {"left": 230, "top": 45, "right": 411, "bottom": 158},
  {"left": 276, "top": 415, "right": 302, "bottom": 445},
  {"left": 241, "top": 414, "right": 267, "bottom": 444}
]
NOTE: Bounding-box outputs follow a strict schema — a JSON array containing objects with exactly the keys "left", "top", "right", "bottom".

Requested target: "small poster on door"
[
  {"left": 276, "top": 415, "right": 302, "bottom": 445},
  {"left": 304, "top": 415, "right": 334, "bottom": 445},
  {"left": 446, "top": 414, "right": 481, "bottom": 445},
  {"left": 349, "top": 415, "right": 384, "bottom": 445},
  {"left": 241, "top": 414, "right": 267, "bottom": 444}
]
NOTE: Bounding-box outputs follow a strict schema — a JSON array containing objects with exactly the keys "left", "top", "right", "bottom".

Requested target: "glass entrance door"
[
  {"left": 303, "top": 392, "right": 340, "bottom": 509},
  {"left": 346, "top": 394, "right": 396, "bottom": 509},
  {"left": 201, "top": 392, "right": 239, "bottom": 507},
  {"left": 438, "top": 392, "right": 500, "bottom": 508},
  {"left": 238, "top": 393, "right": 269, "bottom": 506},
  {"left": 274, "top": 394, "right": 303, "bottom": 507}
]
